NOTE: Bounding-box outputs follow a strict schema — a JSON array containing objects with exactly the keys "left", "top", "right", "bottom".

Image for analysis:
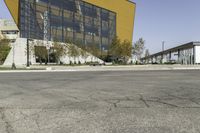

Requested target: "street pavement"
[{"left": 0, "top": 70, "right": 200, "bottom": 133}]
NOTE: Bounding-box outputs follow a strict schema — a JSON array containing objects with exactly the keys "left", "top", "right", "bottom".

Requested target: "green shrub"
[{"left": 0, "top": 39, "right": 11, "bottom": 64}]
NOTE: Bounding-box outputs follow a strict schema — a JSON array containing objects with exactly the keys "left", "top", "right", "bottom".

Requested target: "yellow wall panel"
[
  {"left": 84, "top": 0, "right": 136, "bottom": 42},
  {"left": 4, "top": 0, "right": 19, "bottom": 26}
]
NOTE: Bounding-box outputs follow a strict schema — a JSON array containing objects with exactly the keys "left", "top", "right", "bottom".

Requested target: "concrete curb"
[{"left": 0, "top": 66, "right": 200, "bottom": 73}]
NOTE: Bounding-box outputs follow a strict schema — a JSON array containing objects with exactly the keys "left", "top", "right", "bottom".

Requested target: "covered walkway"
[{"left": 141, "top": 42, "right": 200, "bottom": 65}]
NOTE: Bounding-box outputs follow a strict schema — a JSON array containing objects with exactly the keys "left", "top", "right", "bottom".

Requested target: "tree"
[
  {"left": 34, "top": 41, "right": 48, "bottom": 65},
  {"left": 87, "top": 45, "right": 100, "bottom": 62},
  {"left": 110, "top": 37, "right": 132, "bottom": 64},
  {"left": 121, "top": 40, "right": 132, "bottom": 63},
  {"left": 67, "top": 44, "right": 80, "bottom": 64},
  {"left": 110, "top": 36, "right": 121, "bottom": 57},
  {"left": 0, "top": 39, "right": 11, "bottom": 64},
  {"left": 144, "top": 49, "right": 150, "bottom": 57},
  {"left": 80, "top": 48, "right": 88, "bottom": 63},
  {"left": 52, "top": 41, "right": 67, "bottom": 64},
  {"left": 132, "top": 38, "right": 145, "bottom": 61},
  {"left": 144, "top": 49, "right": 150, "bottom": 64}
]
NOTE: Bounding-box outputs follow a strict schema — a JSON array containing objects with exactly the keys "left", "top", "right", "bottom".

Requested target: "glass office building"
[
  {"left": 19, "top": 0, "right": 116, "bottom": 51},
  {"left": 5, "top": 0, "right": 135, "bottom": 53}
]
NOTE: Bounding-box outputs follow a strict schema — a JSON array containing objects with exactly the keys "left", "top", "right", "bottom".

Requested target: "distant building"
[
  {"left": 141, "top": 42, "right": 200, "bottom": 65},
  {"left": 0, "top": 19, "right": 19, "bottom": 40}
]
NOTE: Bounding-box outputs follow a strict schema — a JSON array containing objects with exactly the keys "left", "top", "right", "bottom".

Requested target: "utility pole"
[
  {"left": 27, "top": 38, "right": 33, "bottom": 67},
  {"left": 27, "top": 39, "right": 30, "bottom": 67},
  {"left": 162, "top": 41, "right": 165, "bottom": 52},
  {"left": 44, "top": 10, "right": 50, "bottom": 64},
  {"left": 161, "top": 41, "right": 165, "bottom": 64}
]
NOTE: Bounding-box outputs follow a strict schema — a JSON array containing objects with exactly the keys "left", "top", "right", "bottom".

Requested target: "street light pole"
[
  {"left": 162, "top": 41, "right": 165, "bottom": 52},
  {"left": 43, "top": 11, "right": 50, "bottom": 64},
  {"left": 27, "top": 38, "right": 30, "bottom": 67},
  {"left": 26, "top": 38, "right": 34, "bottom": 67},
  {"left": 47, "top": 41, "right": 50, "bottom": 64},
  {"left": 11, "top": 42, "right": 16, "bottom": 69},
  {"left": 161, "top": 41, "right": 165, "bottom": 63}
]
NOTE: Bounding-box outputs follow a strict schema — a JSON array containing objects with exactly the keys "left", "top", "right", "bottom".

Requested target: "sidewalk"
[
  {"left": 1, "top": 64, "right": 200, "bottom": 73},
  {"left": 50, "top": 64, "right": 200, "bottom": 71}
]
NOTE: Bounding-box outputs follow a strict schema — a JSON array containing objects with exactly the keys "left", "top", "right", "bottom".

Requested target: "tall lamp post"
[
  {"left": 27, "top": 38, "right": 33, "bottom": 67},
  {"left": 43, "top": 11, "right": 50, "bottom": 64},
  {"left": 162, "top": 41, "right": 165, "bottom": 52},
  {"left": 161, "top": 41, "right": 165, "bottom": 63},
  {"left": 11, "top": 42, "right": 16, "bottom": 69}
]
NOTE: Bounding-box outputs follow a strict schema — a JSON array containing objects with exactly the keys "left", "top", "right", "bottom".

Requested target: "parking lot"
[{"left": 0, "top": 70, "right": 200, "bottom": 133}]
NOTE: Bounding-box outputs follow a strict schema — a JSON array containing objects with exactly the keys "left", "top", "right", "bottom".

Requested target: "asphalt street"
[{"left": 0, "top": 70, "right": 200, "bottom": 133}]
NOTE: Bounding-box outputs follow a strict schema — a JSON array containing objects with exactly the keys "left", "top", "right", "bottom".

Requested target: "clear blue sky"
[
  {"left": 0, "top": 0, "right": 11, "bottom": 19},
  {"left": 133, "top": 0, "right": 200, "bottom": 53},
  {"left": 1, "top": 0, "right": 200, "bottom": 54}
]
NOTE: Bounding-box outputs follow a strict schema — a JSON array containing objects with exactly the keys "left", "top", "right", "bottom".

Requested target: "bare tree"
[
  {"left": 80, "top": 48, "right": 88, "bottom": 63},
  {"left": 145, "top": 49, "right": 150, "bottom": 57},
  {"left": 87, "top": 45, "right": 100, "bottom": 62},
  {"left": 132, "top": 38, "right": 145, "bottom": 61},
  {"left": 34, "top": 41, "right": 48, "bottom": 65},
  {"left": 144, "top": 49, "right": 150, "bottom": 64},
  {"left": 67, "top": 44, "right": 80, "bottom": 64},
  {"left": 52, "top": 41, "right": 67, "bottom": 64}
]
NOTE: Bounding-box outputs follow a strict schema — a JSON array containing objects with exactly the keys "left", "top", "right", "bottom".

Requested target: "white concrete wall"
[
  {"left": 3, "top": 34, "right": 18, "bottom": 40},
  {"left": 60, "top": 43, "right": 104, "bottom": 64},
  {"left": 3, "top": 38, "right": 104, "bottom": 66},
  {"left": 194, "top": 46, "right": 200, "bottom": 64},
  {"left": 3, "top": 38, "right": 36, "bottom": 66}
]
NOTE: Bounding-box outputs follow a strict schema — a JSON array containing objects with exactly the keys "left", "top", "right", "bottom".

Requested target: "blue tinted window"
[{"left": 20, "top": 0, "right": 116, "bottom": 52}]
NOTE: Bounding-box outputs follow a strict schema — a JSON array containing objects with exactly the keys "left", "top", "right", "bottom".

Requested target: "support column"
[
  {"left": 178, "top": 49, "right": 180, "bottom": 64},
  {"left": 161, "top": 54, "right": 163, "bottom": 64},
  {"left": 169, "top": 51, "right": 172, "bottom": 61},
  {"left": 193, "top": 46, "right": 195, "bottom": 64},
  {"left": 155, "top": 56, "right": 158, "bottom": 63}
]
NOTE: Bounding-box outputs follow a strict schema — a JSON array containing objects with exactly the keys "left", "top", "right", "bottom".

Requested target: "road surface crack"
[
  {"left": 113, "top": 100, "right": 120, "bottom": 108},
  {"left": 147, "top": 100, "right": 179, "bottom": 107},
  {"left": 104, "top": 99, "right": 121, "bottom": 111},
  {"left": 139, "top": 94, "right": 150, "bottom": 108},
  {"left": 190, "top": 99, "right": 200, "bottom": 105}
]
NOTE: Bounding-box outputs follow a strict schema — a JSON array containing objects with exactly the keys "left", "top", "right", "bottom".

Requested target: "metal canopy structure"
[{"left": 141, "top": 42, "right": 200, "bottom": 65}]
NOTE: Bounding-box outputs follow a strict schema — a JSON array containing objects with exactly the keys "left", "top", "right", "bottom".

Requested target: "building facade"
[
  {"left": 4, "top": 0, "right": 135, "bottom": 51},
  {"left": 0, "top": 19, "right": 19, "bottom": 40}
]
